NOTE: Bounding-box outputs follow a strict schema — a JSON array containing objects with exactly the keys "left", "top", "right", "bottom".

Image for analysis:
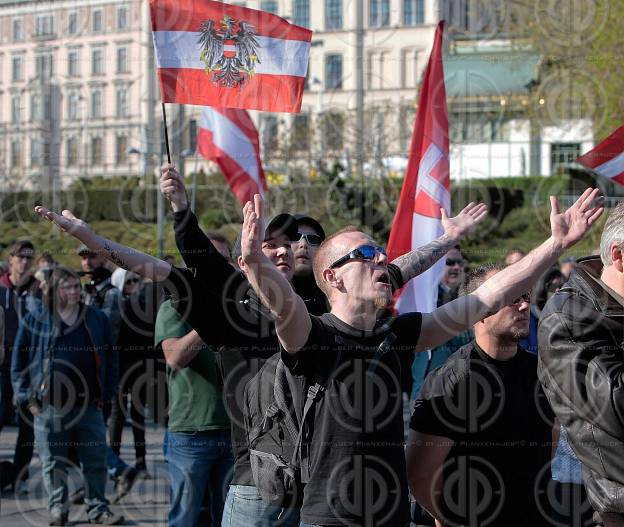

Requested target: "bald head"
[{"left": 313, "top": 227, "right": 369, "bottom": 296}]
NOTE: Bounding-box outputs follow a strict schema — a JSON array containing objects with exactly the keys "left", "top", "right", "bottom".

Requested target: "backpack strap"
[
  {"left": 272, "top": 360, "right": 300, "bottom": 443},
  {"left": 367, "top": 331, "right": 397, "bottom": 376}
]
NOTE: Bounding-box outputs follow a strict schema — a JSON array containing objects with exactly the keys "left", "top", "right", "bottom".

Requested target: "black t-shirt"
[
  {"left": 163, "top": 209, "right": 407, "bottom": 487},
  {"left": 282, "top": 312, "right": 422, "bottom": 527},
  {"left": 410, "top": 342, "right": 555, "bottom": 527}
]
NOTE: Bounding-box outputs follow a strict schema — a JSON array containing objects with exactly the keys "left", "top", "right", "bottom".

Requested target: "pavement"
[{"left": 0, "top": 425, "right": 169, "bottom": 526}]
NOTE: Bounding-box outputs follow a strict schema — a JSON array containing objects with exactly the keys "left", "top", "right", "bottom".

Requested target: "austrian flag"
[{"left": 150, "top": 0, "right": 312, "bottom": 113}]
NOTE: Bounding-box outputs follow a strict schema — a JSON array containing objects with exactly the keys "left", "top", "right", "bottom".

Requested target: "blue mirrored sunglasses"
[{"left": 329, "top": 244, "right": 386, "bottom": 269}]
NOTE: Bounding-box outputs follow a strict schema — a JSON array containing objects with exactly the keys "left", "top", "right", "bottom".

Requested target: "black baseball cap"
[
  {"left": 232, "top": 213, "right": 299, "bottom": 261},
  {"left": 294, "top": 214, "right": 326, "bottom": 241},
  {"left": 76, "top": 243, "right": 97, "bottom": 256}
]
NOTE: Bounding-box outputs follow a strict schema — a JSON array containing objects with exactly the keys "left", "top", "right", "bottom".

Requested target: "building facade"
[
  {"left": 0, "top": 0, "right": 595, "bottom": 190},
  {"left": 0, "top": 0, "right": 158, "bottom": 189}
]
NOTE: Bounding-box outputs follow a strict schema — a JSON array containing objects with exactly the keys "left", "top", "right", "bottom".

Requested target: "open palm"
[
  {"left": 441, "top": 202, "right": 488, "bottom": 240},
  {"left": 34, "top": 206, "right": 91, "bottom": 239},
  {"left": 550, "top": 188, "right": 604, "bottom": 249}
]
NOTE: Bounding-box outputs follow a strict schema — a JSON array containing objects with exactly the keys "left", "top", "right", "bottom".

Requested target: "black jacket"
[{"left": 538, "top": 256, "right": 624, "bottom": 513}]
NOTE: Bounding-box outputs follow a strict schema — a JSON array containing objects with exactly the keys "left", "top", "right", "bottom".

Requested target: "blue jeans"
[
  {"left": 221, "top": 484, "right": 300, "bottom": 527},
  {"left": 34, "top": 405, "right": 109, "bottom": 519},
  {"left": 166, "top": 429, "right": 234, "bottom": 527}
]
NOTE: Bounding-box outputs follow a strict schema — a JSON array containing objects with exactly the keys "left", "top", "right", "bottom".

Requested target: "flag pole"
[{"left": 161, "top": 103, "right": 172, "bottom": 164}]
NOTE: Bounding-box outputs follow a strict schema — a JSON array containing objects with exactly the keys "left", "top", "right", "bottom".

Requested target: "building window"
[
  {"left": 92, "top": 48, "right": 104, "bottom": 75},
  {"left": 12, "top": 18, "right": 23, "bottom": 41},
  {"left": 91, "top": 137, "right": 103, "bottom": 166},
  {"left": 91, "top": 89, "right": 102, "bottom": 118},
  {"left": 12, "top": 55, "right": 24, "bottom": 81},
  {"left": 323, "top": 113, "right": 344, "bottom": 150},
  {"left": 293, "top": 0, "right": 310, "bottom": 28},
  {"left": 403, "top": 0, "right": 424, "bottom": 25},
  {"left": 66, "top": 91, "right": 80, "bottom": 120},
  {"left": 11, "top": 95, "right": 22, "bottom": 123},
  {"left": 401, "top": 48, "right": 418, "bottom": 88},
  {"left": 551, "top": 143, "right": 581, "bottom": 174},
  {"left": 35, "top": 54, "right": 54, "bottom": 79},
  {"left": 31, "top": 94, "right": 42, "bottom": 121},
  {"left": 68, "top": 50, "right": 79, "bottom": 76},
  {"left": 117, "top": 6, "right": 128, "bottom": 29},
  {"left": 261, "top": 1, "right": 278, "bottom": 14},
  {"left": 116, "top": 88, "right": 128, "bottom": 117},
  {"left": 117, "top": 47, "right": 128, "bottom": 73},
  {"left": 262, "top": 116, "right": 278, "bottom": 152},
  {"left": 369, "top": 0, "right": 390, "bottom": 27},
  {"left": 35, "top": 14, "right": 54, "bottom": 36},
  {"left": 325, "top": 0, "right": 343, "bottom": 29},
  {"left": 68, "top": 12, "right": 78, "bottom": 34},
  {"left": 67, "top": 137, "right": 79, "bottom": 167},
  {"left": 116, "top": 135, "right": 128, "bottom": 164},
  {"left": 92, "top": 9, "right": 103, "bottom": 32},
  {"left": 10, "top": 140, "right": 22, "bottom": 168},
  {"left": 325, "top": 54, "right": 343, "bottom": 90},
  {"left": 31, "top": 139, "right": 42, "bottom": 167},
  {"left": 292, "top": 114, "right": 309, "bottom": 151}
]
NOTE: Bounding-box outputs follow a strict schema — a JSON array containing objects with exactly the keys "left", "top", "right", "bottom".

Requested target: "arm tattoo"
[
  {"left": 103, "top": 242, "right": 129, "bottom": 270},
  {"left": 391, "top": 234, "right": 456, "bottom": 283}
]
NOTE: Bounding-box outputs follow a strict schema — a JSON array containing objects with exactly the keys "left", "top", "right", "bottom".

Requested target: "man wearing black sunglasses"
[
  {"left": 239, "top": 189, "right": 603, "bottom": 527},
  {"left": 292, "top": 214, "right": 328, "bottom": 316},
  {"left": 408, "top": 264, "right": 555, "bottom": 527}
]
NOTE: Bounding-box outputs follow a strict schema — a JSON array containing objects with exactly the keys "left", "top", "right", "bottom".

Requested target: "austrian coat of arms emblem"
[{"left": 198, "top": 14, "right": 261, "bottom": 88}]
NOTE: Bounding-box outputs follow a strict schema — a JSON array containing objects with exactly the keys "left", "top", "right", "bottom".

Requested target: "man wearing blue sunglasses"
[{"left": 238, "top": 189, "right": 604, "bottom": 527}]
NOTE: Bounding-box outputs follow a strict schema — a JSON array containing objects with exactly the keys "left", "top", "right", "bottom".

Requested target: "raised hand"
[
  {"left": 241, "top": 194, "right": 264, "bottom": 264},
  {"left": 441, "top": 202, "right": 489, "bottom": 241},
  {"left": 160, "top": 163, "right": 188, "bottom": 212},
  {"left": 34, "top": 206, "right": 92, "bottom": 240},
  {"left": 550, "top": 188, "right": 605, "bottom": 250}
]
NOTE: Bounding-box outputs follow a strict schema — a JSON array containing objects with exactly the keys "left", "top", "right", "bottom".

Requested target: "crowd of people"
[{"left": 1, "top": 164, "right": 622, "bottom": 527}]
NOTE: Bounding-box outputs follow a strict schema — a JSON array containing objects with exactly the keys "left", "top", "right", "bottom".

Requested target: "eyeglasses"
[
  {"left": 125, "top": 278, "right": 140, "bottom": 285},
  {"left": 297, "top": 233, "right": 323, "bottom": 246},
  {"left": 446, "top": 258, "right": 464, "bottom": 266},
  {"left": 510, "top": 292, "right": 531, "bottom": 305},
  {"left": 329, "top": 244, "right": 387, "bottom": 269}
]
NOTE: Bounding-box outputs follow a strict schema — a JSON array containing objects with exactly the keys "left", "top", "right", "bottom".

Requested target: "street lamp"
[{"left": 127, "top": 146, "right": 165, "bottom": 258}]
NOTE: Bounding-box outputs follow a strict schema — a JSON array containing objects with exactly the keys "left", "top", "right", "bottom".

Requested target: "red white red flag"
[
  {"left": 387, "top": 21, "right": 450, "bottom": 314},
  {"left": 198, "top": 107, "right": 267, "bottom": 205},
  {"left": 577, "top": 125, "right": 624, "bottom": 186},
  {"left": 150, "top": 0, "right": 312, "bottom": 113}
]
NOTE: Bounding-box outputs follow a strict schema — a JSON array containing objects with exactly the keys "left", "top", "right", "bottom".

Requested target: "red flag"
[
  {"left": 150, "top": 0, "right": 312, "bottom": 113},
  {"left": 387, "top": 21, "right": 449, "bottom": 314},
  {"left": 577, "top": 125, "right": 624, "bottom": 186},
  {"left": 198, "top": 107, "right": 267, "bottom": 205}
]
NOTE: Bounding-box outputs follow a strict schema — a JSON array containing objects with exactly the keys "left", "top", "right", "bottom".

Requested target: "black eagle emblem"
[{"left": 198, "top": 15, "right": 261, "bottom": 88}]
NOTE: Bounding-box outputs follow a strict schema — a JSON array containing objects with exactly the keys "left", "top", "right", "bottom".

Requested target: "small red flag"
[
  {"left": 577, "top": 126, "right": 624, "bottom": 186},
  {"left": 197, "top": 107, "right": 267, "bottom": 205}
]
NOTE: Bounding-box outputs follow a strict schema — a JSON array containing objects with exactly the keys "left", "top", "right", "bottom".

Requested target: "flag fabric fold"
[
  {"left": 198, "top": 107, "right": 267, "bottom": 205},
  {"left": 577, "top": 125, "right": 624, "bottom": 186},
  {"left": 150, "top": 0, "right": 312, "bottom": 113},
  {"left": 387, "top": 21, "right": 450, "bottom": 315}
]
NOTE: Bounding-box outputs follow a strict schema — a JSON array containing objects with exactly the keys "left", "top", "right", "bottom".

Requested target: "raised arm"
[
  {"left": 417, "top": 189, "right": 604, "bottom": 351},
  {"left": 240, "top": 195, "right": 311, "bottom": 353},
  {"left": 160, "top": 164, "right": 230, "bottom": 272},
  {"left": 34, "top": 206, "right": 172, "bottom": 282},
  {"left": 391, "top": 202, "right": 488, "bottom": 283}
]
